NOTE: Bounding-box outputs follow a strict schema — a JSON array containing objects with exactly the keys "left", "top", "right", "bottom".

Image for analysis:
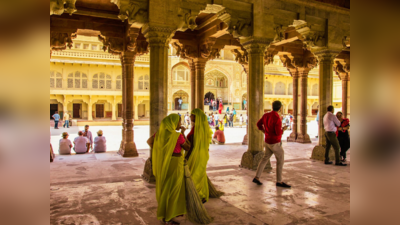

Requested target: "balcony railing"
[{"left": 51, "top": 51, "right": 150, "bottom": 62}]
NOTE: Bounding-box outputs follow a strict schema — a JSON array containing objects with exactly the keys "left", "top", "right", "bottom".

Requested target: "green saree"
[
  {"left": 152, "top": 114, "right": 186, "bottom": 221},
  {"left": 187, "top": 108, "right": 212, "bottom": 202}
]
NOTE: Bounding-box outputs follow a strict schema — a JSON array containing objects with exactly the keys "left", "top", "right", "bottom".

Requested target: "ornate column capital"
[
  {"left": 50, "top": 0, "right": 77, "bottom": 16},
  {"left": 240, "top": 37, "right": 271, "bottom": 55},
  {"left": 98, "top": 29, "right": 149, "bottom": 57},
  {"left": 313, "top": 49, "right": 340, "bottom": 62},
  {"left": 333, "top": 61, "right": 350, "bottom": 81},
  {"left": 142, "top": 25, "right": 176, "bottom": 47}
]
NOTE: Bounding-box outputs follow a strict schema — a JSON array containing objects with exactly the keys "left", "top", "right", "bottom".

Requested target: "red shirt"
[
  {"left": 213, "top": 130, "right": 225, "bottom": 143},
  {"left": 257, "top": 111, "right": 283, "bottom": 144}
]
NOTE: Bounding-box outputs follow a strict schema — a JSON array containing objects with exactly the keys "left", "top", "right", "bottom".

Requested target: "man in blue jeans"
[{"left": 52, "top": 111, "right": 60, "bottom": 129}]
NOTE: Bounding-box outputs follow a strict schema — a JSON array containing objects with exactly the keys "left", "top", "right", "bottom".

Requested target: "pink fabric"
[{"left": 173, "top": 134, "right": 185, "bottom": 153}]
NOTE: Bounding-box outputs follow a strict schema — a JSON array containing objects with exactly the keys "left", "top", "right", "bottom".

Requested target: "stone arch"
[
  {"left": 171, "top": 63, "right": 190, "bottom": 85},
  {"left": 205, "top": 69, "right": 229, "bottom": 88},
  {"left": 264, "top": 81, "right": 273, "bottom": 95},
  {"left": 275, "top": 82, "right": 286, "bottom": 95}
]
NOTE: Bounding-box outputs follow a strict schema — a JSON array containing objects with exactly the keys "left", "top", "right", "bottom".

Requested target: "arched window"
[
  {"left": 92, "top": 73, "right": 112, "bottom": 89},
  {"left": 50, "top": 71, "right": 62, "bottom": 88},
  {"left": 275, "top": 82, "right": 285, "bottom": 95},
  {"left": 312, "top": 84, "right": 319, "bottom": 96},
  {"left": 138, "top": 75, "right": 149, "bottom": 90},
  {"left": 67, "top": 71, "right": 87, "bottom": 88},
  {"left": 264, "top": 81, "right": 273, "bottom": 94},
  {"left": 172, "top": 66, "right": 189, "bottom": 84},
  {"left": 116, "top": 75, "right": 122, "bottom": 90},
  {"left": 288, "top": 83, "right": 293, "bottom": 95}
]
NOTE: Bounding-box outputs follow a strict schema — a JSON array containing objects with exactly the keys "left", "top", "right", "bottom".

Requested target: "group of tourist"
[
  {"left": 52, "top": 111, "right": 72, "bottom": 129},
  {"left": 204, "top": 97, "right": 224, "bottom": 113},
  {"left": 58, "top": 125, "right": 107, "bottom": 155}
]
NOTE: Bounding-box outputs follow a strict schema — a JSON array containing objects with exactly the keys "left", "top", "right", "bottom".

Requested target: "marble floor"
[{"left": 50, "top": 124, "right": 350, "bottom": 225}]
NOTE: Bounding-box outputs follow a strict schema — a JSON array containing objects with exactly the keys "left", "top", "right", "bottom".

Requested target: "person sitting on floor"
[
  {"left": 73, "top": 131, "right": 90, "bottom": 154},
  {"left": 93, "top": 130, "right": 107, "bottom": 153},
  {"left": 59, "top": 132, "right": 72, "bottom": 155},
  {"left": 212, "top": 126, "right": 225, "bottom": 145}
]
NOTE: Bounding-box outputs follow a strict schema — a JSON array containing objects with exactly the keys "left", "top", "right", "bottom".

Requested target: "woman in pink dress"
[{"left": 218, "top": 101, "right": 223, "bottom": 114}]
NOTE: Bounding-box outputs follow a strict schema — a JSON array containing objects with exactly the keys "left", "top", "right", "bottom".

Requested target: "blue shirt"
[{"left": 53, "top": 114, "right": 60, "bottom": 121}]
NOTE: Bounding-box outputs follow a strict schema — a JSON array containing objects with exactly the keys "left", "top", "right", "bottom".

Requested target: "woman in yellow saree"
[
  {"left": 148, "top": 114, "right": 190, "bottom": 225},
  {"left": 186, "top": 108, "right": 212, "bottom": 203}
]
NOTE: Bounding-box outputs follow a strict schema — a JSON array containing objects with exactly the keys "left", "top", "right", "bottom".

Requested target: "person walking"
[
  {"left": 185, "top": 112, "right": 190, "bottom": 128},
  {"left": 52, "top": 111, "right": 60, "bottom": 129},
  {"left": 147, "top": 114, "right": 190, "bottom": 224},
  {"left": 210, "top": 113, "right": 214, "bottom": 127},
  {"left": 218, "top": 101, "right": 223, "bottom": 114},
  {"left": 63, "top": 112, "right": 70, "bottom": 128},
  {"left": 323, "top": 105, "right": 347, "bottom": 166},
  {"left": 226, "top": 107, "right": 230, "bottom": 114},
  {"left": 243, "top": 99, "right": 247, "bottom": 110},
  {"left": 239, "top": 114, "right": 244, "bottom": 128},
  {"left": 214, "top": 113, "right": 219, "bottom": 126},
  {"left": 229, "top": 113, "right": 234, "bottom": 127},
  {"left": 336, "top": 111, "right": 350, "bottom": 162},
  {"left": 232, "top": 108, "right": 237, "bottom": 122},
  {"left": 252, "top": 101, "right": 291, "bottom": 188}
]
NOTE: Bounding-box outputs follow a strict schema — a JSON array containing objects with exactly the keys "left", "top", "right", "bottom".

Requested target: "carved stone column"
[
  {"left": 194, "top": 58, "right": 207, "bottom": 110},
  {"left": 88, "top": 98, "right": 93, "bottom": 121},
  {"left": 341, "top": 73, "right": 349, "bottom": 118},
  {"left": 142, "top": 26, "right": 175, "bottom": 182},
  {"left": 311, "top": 50, "right": 339, "bottom": 161},
  {"left": 239, "top": 39, "right": 272, "bottom": 171},
  {"left": 296, "top": 68, "right": 312, "bottom": 143},
  {"left": 112, "top": 102, "right": 117, "bottom": 120},
  {"left": 188, "top": 59, "right": 196, "bottom": 111},
  {"left": 288, "top": 69, "right": 298, "bottom": 142},
  {"left": 119, "top": 51, "right": 139, "bottom": 157}
]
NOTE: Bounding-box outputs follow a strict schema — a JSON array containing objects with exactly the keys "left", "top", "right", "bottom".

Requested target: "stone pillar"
[
  {"left": 296, "top": 69, "right": 311, "bottom": 143},
  {"left": 189, "top": 59, "right": 196, "bottom": 111},
  {"left": 119, "top": 51, "right": 139, "bottom": 157},
  {"left": 194, "top": 58, "right": 207, "bottom": 110},
  {"left": 311, "top": 51, "right": 338, "bottom": 160},
  {"left": 341, "top": 74, "right": 349, "bottom": 118},
  {"left": 287, "top": 70, "right": 298, "bottom": 142},
  {"left": 240, "top": 39, "right": 272, "bottom": 171},
  {"left": 143, "top": 26, "right": 174, "bottom": 182},
  {"left": 112, "top": 100, "right": 116, "bottom": 121},
  {"left": 88, "top": 99, "right": 93, "bottom": 121},
  {"left": 134, "top": 97, "right": 139, "bottom": 120}
]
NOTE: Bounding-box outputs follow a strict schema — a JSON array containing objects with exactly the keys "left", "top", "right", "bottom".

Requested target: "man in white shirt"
[
  {"left": 74, "top": 131, "right": 90, "bottom": 154},
  {"left": 323, "top": 105, "right": 347, "bottom": 166},
  {"left": 214, "top": 113, "right": 219, "bottom": 126},
  {"left": 178, "top": 98, "right": 183, "bottom": 110},
  {"left": 184, "top": 113, "right": 190, "bottom": 128}
]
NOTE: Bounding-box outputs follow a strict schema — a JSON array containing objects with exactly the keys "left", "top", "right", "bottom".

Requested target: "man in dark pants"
[{"left": 323, "top": 105, "right": 347, "bottom": 166}]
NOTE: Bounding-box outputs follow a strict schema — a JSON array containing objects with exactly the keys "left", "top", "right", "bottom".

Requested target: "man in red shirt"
[
  {"left": 252, "top": 101, "right": 291, "bottom": 188},
  {"left": 212, "top": 126, "right": 225, "bottom": 145}
]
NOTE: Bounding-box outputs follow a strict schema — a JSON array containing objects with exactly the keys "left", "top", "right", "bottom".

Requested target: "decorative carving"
[
  {"left": 280, "top": 55, "right": 295, "bottom": 70},
  {"left": 50, "top": 0, "right": 77, "bottom": 15},
  {"left": 142, "top": 25, "right": 176, "bottom": 46},
  {"left": 273, "top": 25, "right": 284, "bottom": 43},
  {"left": 50, "top": 32, "right": 77, "bottom": 51},
  {"left": 342, "top": 36, "right": 350, "bottom": 48},
  {"left": 231, "top": 49, "right": 248, "bottom": 65},
  {"left": 111, "top": 0, "right": 148, "bottom": 24},
  {"left": 264, "top": 52, "right": 275, "bottom": 65},
  {"left": 177, "top": 1, "right": 207, "bottom": 31},
  {"left": 98, "top": 35, "right": 124, "bottom": 55},
  {"left": 228, "top": 18, "right": 252, "bottom": 38},
  {"left": 291, "top": 20, "right": 326, "bottom": 50}
]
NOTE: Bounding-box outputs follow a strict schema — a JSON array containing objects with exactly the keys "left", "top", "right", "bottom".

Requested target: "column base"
[
  {"left": 118, "top": 142, "right": 138, "bottom": 157},
  {"left": 311, "top": 145, "right": 336, "bottom": 161},
  {"left": 296, "top": 133, "right": 311, "bottom": 143},
  {"left": 240, "top": 151, "right": 272, "bottom": 171},
  {"left": 142, "top": 157, "right": 155, "bottom": 183},
  {"left": 242, "top": 134, "right": 248, "bottom": 145},
  {"left": 287, "top": 132, "right": 297, "bottom": 142}
]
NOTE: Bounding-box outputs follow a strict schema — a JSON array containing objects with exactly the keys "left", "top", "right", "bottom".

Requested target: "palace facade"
[{"left": 50, "top": 35, "right": 345, "bottom": 124}]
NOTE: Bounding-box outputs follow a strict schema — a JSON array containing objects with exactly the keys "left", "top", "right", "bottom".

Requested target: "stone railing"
[{"left": 51, "top": 51, "right": 150, "bottom": 62}]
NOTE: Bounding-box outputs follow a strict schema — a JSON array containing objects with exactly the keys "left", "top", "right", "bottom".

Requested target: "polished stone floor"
[{"left": 50, "top": 124, "right": 350, "bottom": 225}]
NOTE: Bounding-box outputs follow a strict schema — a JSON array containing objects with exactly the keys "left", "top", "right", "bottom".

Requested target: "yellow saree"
[
  {"left": 187, "top": 108, "right": 212, "bottom": 202},
  {"left": 152, "top": 114, "right": 186, "bottom": 221}
]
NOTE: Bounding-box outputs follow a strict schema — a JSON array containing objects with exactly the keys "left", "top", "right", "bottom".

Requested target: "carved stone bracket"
[
  {"left": 50, "top": 0, "right": 77, "bottom": 16},
  {"left": 111, "top": 0, "right": 148, "bottom": 24},
  {"left": 99, "top": 29, "right": 149, "bottom": 56},
  {"left": 334, "top": 61, "right": 350, "bottom": 81},
  {"left": 291, "top": 20, "right": 326, "bottom": 51},
  {"left": 342, "top": 36, "right": 350, "bottom": 48},
  {"left": 177, "top": 1, "right": 207, "bottom": 31},
  {"left": 172, "top": 38, "right": 221, "bottom": 61},
  {"left": 232, "top": 48, "right": 248, "bottom": 65},
  {"left": 98, "top": 36, "right": 125, "bottom": 55},
  {"left": 50, "top": 32, "right": 77, "bottom": 53}
]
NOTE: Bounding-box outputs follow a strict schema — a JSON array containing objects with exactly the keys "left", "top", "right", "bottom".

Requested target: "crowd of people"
[{"left": 57, "top": 125, "right": 107, "bottom": 155}]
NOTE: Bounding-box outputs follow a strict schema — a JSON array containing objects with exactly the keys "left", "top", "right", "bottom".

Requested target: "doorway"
[
  {"left": 96, "top": 104, "right": 104, "bottom": 118},
  {"left": 204, "top": 92, "right": 215, "bottom": 101},
  {"left": 174, "top": 98, "right": 181, "bottom": 110},
  {"left": 50, "top": 104, "right": 58, "bottom": 119},
  {"left": 138, "top": 104, "right": 145, "bottom": 118},
  {"left": 118, "top": 104, "right": 122, "bottom": 117},
  {"left": 73, "top": 104, "right": 81, "bottom": 118}
]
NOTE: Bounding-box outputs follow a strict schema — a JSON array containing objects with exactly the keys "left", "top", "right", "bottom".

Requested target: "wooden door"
[
  {"left": 118, "top": 104, "right": 122, "bottom": 117},
  {"left": 73, "top": 104, "right": 81, "bottom": 118},
  {"left": 96, "top": 104, "right": 104, "bottom": 118},
  {"left": 174, "top": 98, "right": 179, "bottom": 110}
]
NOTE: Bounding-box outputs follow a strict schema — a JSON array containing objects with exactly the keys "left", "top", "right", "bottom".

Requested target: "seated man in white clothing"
[
  {"left": 59, "top": 132, "right": 72, "bottom": 155},
  {"left": 73, "top": 131, "right": 90, "bottom": 154},
  {"left": 93, "top": 130, "right": 107, "bottom": 153}
]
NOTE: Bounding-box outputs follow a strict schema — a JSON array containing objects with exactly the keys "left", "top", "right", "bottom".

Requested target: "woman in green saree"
[
  {"left": 147, "top": 114, "right": 190, "bottom": 225},
  {"left": 185, "top": 108, "right": 213, "bottom": 203}
]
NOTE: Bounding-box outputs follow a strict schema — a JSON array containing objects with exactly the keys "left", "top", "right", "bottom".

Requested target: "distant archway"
[
  {"left": 172, "top": 90, "right": 189, "bottom": 110},
  {"left": 264, "top": 81, "right": 273, "bottom": 94}
]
